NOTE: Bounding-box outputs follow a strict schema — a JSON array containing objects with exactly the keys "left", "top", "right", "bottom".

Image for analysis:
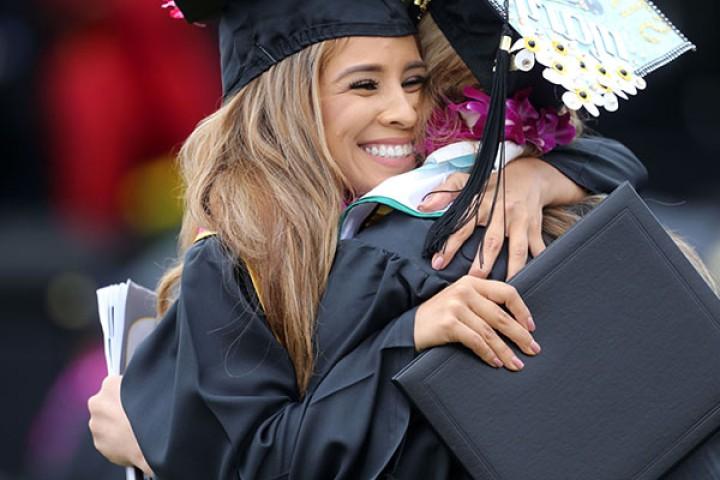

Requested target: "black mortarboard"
[
  {"left": 173, "top": 0, "right": 417, "bottom": 97},
  {"left": 424, "top": 0, "right": 556, "bottom": 108},
  {"left": 418, "top": 0, "right": 694, "bottom": 258}
]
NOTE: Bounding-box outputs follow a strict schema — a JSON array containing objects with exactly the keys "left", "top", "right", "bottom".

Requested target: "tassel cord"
[{"left": 423, "top": 20, "right": 513, "bottom": 259}]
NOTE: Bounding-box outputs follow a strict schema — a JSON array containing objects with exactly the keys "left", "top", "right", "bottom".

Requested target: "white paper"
[{"left": 96, "top": 280, "right": 158, "bottom": 480}]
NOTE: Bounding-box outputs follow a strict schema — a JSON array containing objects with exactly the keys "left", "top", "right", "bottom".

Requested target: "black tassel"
[{"left": 423, "top": 22, "right": 513, "bottom": 259}]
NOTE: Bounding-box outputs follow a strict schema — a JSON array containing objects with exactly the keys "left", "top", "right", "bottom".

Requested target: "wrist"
[{"left": 526, "top": 157, "right": 585, "bottom": 206}]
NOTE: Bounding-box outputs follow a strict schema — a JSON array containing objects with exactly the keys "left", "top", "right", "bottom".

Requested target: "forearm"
[
  {"left": 513, "top": 157, "right": 587, "bottom": 207},
  {"left": 542, "top": 135, "right": 648, "bottom": 194}
]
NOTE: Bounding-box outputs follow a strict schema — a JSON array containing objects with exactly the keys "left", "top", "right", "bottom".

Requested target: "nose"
[{"left": 378, "top": 86, "right": 418, "bottom": 130}]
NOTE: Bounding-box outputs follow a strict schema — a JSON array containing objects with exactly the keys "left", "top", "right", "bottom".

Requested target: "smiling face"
[{"left": 320, "top": 36, "right": 427, "bottom": 197}]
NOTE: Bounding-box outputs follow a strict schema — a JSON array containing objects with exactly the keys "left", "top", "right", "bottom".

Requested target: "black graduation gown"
[
  {"left": 121, "top": 136, "right": 648, "bottom": 479},
  {"left": 541, "top": 135, "right": 647, "bottom": 194}
]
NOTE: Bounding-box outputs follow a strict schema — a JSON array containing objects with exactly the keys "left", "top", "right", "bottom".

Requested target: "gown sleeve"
[
  {"left": 542, "top": 135, "right": 648, "bottom": 193},
  {"left": 120, "top": 236, "right": 445, "bottom": 480}
]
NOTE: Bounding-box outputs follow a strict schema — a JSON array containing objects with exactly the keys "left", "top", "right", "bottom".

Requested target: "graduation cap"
[
  {"left": 167, "top": 0, "right": 417, "bottom": 97},
  {"left": 418, "top": 0, "right": 696, "bottom": 258}
]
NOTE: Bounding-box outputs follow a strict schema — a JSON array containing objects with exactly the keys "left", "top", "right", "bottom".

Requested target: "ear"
[{"left": 174, "top": 0, "right": 226, "bottom": 23}]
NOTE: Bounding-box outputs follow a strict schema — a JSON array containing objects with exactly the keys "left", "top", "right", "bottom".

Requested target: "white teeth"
[{"left": 363, "top": 143, "right": 414, "bottom": 158}]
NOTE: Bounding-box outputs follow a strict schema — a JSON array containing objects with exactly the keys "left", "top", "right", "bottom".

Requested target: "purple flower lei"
[{"left": 423, "top": 86, "right": 576, "bottom": 155}]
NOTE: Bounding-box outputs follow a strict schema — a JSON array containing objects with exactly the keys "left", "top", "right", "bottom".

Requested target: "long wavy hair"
[{"left": 156, "top": 40, "right": 347, "bottom": 394}]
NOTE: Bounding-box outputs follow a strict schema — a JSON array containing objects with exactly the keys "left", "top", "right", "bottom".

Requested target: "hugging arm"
[
  {"left": 420, "top": 135, "right": 647, "bottom": 279},
  {"left": 96, "top": 234, "right": 537, "bottom": 479},
  {"left": 116, "top": 238, "right": 426, "bottom": 480},
  {"left": 543, "top": 134, "right": 648, "bottom": 194}
]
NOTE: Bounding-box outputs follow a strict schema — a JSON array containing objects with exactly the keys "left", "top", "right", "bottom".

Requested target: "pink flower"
[
  {"left": 448, "top": 86, "right": 490, "bottom": 134},
  {"left": 528, "top": 109, "right": 576, "bottom": 153},
  {"left": 424, "top": 87, "right": 576, "bottom": 155},
  {"left": 507, "top": 88, "right": 539, "bottom": 122},
  {"left": 161, "top": 1, "right": 184, "bottom": 20},
  {"left": 423, "top": 104, "right": 476, "bottom": 155}
]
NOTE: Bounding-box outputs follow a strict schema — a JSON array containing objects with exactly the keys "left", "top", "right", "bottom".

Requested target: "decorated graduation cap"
[
  {"left": 417, "top": 0, "right": 695, "bottom": 258},
  {"left": 164, "top": 0, "right": 417, "bottom": 97}
]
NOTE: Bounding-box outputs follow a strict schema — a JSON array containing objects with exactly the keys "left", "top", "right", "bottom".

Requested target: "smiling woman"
[
  {"left": 86, "top": 1, "right": 650, "bottom": 479},
  {"left": 320, "top": 36, "right": 426, "bottom": 196}
]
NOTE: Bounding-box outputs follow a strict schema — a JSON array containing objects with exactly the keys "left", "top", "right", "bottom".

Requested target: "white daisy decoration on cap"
[
  {"left": 482, "top": 0, "right": 695, "bottom": 117},
  {"left": 575, "top": 53, "right": 602, "bottom": 83},
  {"left": 512, "top": 48, "right": 535, "bottom": 72},
  {"left": 591, "top": 83, "right": 621, "bottom": 112},
  {"left": 539, "top": 36, "right": 573, "bottom": 66},
  {"left": 607, "top": 59, "right": 648, "bottom": 96},
  {"left": 562, "top": 83, "right": 601, "bottom": 117},
  {"left": 510, "top": 34, "right": 546, "bottom": 72},
  {"left": 510, "top": 34, "right": 546, "bottom": 56},
  {"left": 541, "top": 54, "right": 580, "bottom": 92}
]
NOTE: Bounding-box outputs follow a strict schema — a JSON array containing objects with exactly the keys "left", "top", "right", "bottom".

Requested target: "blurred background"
[{"left": 0, "top": 0, "right": 717, "bottom": 479}]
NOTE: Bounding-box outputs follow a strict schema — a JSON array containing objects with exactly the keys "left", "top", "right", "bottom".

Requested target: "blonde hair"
[
  {"left": 157, "top": 40, "right": 348, "bottom": 394},
  {"left": 543, "top": 196, "right": 719, "bottom": 294},
  {"left": 417, "top": 14, "right": 584, "bottom": 151}
]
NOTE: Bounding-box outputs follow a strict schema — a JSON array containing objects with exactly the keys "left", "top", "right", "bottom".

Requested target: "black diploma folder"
[{"left": 393, "top": 183, "right": 720, "bottom": 479}]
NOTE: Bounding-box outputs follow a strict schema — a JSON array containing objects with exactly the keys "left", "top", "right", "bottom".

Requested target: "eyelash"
[
  {"left": 348, "top": 75, "right": 427, "bottom": 91},
  {"left": 349, "top": 79, "right": 379, "bottom": 90},
  {"left": 403, "top": 76, "right": 427, "bottom": 89}
]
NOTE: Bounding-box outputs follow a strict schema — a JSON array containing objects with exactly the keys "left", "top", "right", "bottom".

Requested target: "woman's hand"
[
  {"left": 88, "top": 375, "right": 153, "bottom": 476},
  {"left": 414, "top": 275, "right": 540, "bottom": 371},
  {"left": 418, "top": 157, "right": 586, "bottom": 280}
]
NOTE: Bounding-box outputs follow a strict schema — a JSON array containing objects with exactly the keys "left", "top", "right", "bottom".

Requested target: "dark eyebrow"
[{"left": 333, "top": 60, "right": 427, "bottom": 83}]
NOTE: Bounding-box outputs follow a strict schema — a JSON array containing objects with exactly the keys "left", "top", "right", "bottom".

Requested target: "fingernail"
[
  {"left": 431, "top": 254, "right": 444, "bottom": 270},
  {"left": 512, "top": 356, "right": 525, "bottom": 370},
  {"left": 527, "top": 316, "right": 536, "bottom": 332},
  {"left": 493, "top": 357, "right": 504, "bottom": 368},
  {"left": 530, "top": 341, "right": 542, "bottom": 354}
]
